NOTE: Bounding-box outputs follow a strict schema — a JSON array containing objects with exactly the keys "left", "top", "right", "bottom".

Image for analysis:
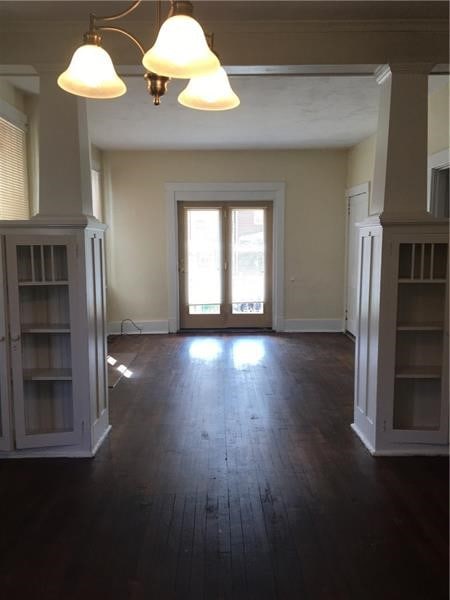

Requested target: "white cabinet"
[
  {"left": 0, "top": 218, "right": 110, "bottom": 458},
  {"left": 353, "top": 218, "right": 449, "bottom": 455}
]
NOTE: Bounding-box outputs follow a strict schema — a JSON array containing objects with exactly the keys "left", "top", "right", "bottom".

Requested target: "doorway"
[{"left": 178, "top": 202, "right": 273, "bottom": 329}]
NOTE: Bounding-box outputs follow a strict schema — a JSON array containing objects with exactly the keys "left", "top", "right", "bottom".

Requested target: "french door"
[{"left": 178, "top": 202, "right": 272, "bottom": 329}]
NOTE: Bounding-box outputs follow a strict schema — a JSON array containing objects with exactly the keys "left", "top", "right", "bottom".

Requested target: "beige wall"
[
  {"left": 0, "top": 79, "right": 25, "bottom": 112},
  {"left": 346, "top": 134, "right": 376, "bottom": 190},
  {"left": 104, "top": 150, "right": 347, "bottom": 326},
  {"left": 346, "top": 81, "right": 450, "bottom": 190}
]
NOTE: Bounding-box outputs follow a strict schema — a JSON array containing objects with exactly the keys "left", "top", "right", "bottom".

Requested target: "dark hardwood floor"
[{"left": 0, "top": 333, "right": 448, "bottom": 600}]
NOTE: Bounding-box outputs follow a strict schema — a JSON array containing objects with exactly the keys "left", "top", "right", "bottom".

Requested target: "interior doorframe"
[
  {"left": 344, "top": 182, "right": 370, "bottom": 336},
  {"left": 427, "top": 148, "right": 449, "bottom": 215},
  {"left": 166, "top": 182, "right": 285, "bottom": 333}
]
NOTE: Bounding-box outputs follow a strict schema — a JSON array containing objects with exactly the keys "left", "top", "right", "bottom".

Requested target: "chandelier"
[{"left": 57, "top": 0, "right": 240, "bottom": 111}]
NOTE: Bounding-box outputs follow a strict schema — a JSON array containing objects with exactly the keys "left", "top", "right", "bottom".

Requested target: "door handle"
[
  {"left": 0, "top": 336, "right": 4, "bottom": 342},
  {"left": 11, "top": 334, "right": 20, "bottom": 342}
]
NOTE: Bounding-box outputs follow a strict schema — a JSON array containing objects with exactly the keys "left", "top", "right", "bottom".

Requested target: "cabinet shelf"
[
  {"left": 18, "top": 281, "right": 69, "bottom": 287},
  {"left": 398, "top": 279, "right": 446, "bottom": 284},
  {"left": 395, "top": 366, "right": 441, "bottom": 379},
  {"left": 21, "top": 324, "right": 71, "bottom": 334},
  {"left": 393, "top": 424, "right": 440, "bottom": 432},
  {"left": 397, "top": 322, "right": 443, "bottom": 331},
  {"left": 23, "top": 368, "right": 72, "bottom": 381}
]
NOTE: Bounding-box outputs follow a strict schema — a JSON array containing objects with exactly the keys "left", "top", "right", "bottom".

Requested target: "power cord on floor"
[{"left": 120, "top": 318, "right": 143, "bottom": 336}]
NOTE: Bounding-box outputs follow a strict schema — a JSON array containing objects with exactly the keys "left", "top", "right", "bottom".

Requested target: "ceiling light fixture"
[{"left": 57, "top": 0, "right": 239, "bottom": 110}]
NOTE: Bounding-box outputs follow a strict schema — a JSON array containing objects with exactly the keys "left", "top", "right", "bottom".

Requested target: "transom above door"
[{"left": 178, "top": 201, "right": 273, "bottom": 329}]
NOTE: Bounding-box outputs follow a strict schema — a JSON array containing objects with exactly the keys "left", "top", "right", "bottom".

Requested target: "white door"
[
  {"left": 346, "top": 188, "right": 369, "bottom": 336},
  {"left": 0, "top": 237, "right": 11, "bottom": 451},
  {"left": 178, "top": 202, "right": 273, "bottom": 329}
]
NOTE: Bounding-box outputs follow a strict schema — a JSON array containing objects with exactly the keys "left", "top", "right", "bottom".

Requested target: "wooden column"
[
  {"left": 37, "top": 71, "right": 94, "bottom": 217},
  {"left": 371, "top": 63, "right": 432, "bottom": 218}
]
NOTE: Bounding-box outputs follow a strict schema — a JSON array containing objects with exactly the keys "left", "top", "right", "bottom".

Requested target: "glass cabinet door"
[{"left": 6, "top": 236, "right": 81, "bottom": 449}]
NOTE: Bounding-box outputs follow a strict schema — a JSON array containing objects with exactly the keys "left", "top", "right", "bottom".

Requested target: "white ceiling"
[
  {"left": 4, "top": 74, "right": 447, "bottom": 150},
  {"left": 87, "top": 75, "right": 381, "bottom": 150}
]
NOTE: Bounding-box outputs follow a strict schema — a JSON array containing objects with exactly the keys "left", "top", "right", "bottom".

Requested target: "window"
[
  {"left": 91, "top": 168, "right": 103, "bottom": 221},
  {"left": 0, "top": 116, "right": 29, "bottom": 219}
]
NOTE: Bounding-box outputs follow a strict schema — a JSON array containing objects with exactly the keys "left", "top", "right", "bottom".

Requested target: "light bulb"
[
  {"left": 178, "top": 67, "right": 240, "bottom": 111},
  {"left": 58, "top": 44, "right": 126, "bottom": 99},
  {"left": 142, "top": 15, "right": 219, "bottom": 79}
]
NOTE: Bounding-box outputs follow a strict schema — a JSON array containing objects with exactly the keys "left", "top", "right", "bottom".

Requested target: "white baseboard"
[
  {"left": 111, "top": 318, "right": 343, "bottom": 334},
  {"left": 0, "top": 448, "right": 95, "bottom": 458},
  {"left": 92, "top": 425, "right": 112, "bottom": 456},
  {"left": 108, "top": 320, "right": 169, "bottom": 335},
  {"left": 351, "top": 423, "right": 376, "bottom": 454},
  {"left": 351, "top": 423, "right": 449, "bottom": 456},
  {"left": 283, "top": 318, "right": 344, "bottom": 333},
  {"left": 371, "top": 447, "right": 449, "bottom": 457}
]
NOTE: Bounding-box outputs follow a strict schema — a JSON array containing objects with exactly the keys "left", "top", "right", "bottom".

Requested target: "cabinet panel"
[
  {"left": 93, "top": 236, "right": 107, "bottom": 418},
  {"left": 0, "top": 237, "right": 11, "bottom": 451}
]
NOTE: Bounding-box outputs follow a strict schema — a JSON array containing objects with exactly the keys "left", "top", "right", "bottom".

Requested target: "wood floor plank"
[{"left": 0, "top": 333, "right": 448, "bottom": 600}]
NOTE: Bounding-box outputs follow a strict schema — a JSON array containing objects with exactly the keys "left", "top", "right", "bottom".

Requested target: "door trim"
[
  {"left": 166, "top": 182, "right": 285, "bottom": 333},
  {"left": 427, "top": 147, "right": 449, "bottom": 215},
  {"left": 344, "top": 182, "right": 370, "bottom": 336}
]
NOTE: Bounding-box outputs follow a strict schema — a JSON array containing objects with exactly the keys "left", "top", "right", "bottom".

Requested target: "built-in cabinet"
[
  {"left": 391, "top": 241, "right": 448, "bottom": 443},
  {"left": 353, "top": 218, "right": 449, "bottom": 455},
  {"left": 0, "top": 219, "right": 110, "bottom": 458}
]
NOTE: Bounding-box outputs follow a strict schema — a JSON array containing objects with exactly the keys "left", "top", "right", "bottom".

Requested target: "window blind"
[{"left": 0, "top": 116, "right": 29, "bottom": 220}]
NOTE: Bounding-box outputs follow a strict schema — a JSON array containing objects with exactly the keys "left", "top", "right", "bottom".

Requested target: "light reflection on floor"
[
  {"left": 232, "top": 338, "right": 266, "bottom": 369},
  {"left": 188, "top": 338, "right": 222, "bottom": 361},
  {"left": 187, "top": 337, "right": 266, "bottom": 368},
  {"left": 107, "top": 354, "right": 133, "bottom": 378}
]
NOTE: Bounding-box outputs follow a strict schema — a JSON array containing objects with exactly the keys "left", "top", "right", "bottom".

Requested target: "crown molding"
[
  {"left": 357, "top": 213, "right": 449, "bottom": 228},
  {"left": 0, "top": 18, "right": 448, "bottom": 34}
]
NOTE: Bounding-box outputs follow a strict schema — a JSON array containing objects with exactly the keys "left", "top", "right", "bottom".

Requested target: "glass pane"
[
  {"left": 33, "top": 246, "right": 43, "bottom": 282},
  {"left": 231, "top": 209, "right": 265, "bottom": 312},
  {"left": 186, "top": 209, "right": 222, "bottom": 307},
  {"left": 17, "top": 245, "right": 32, "bottom": 282},
  {"left": 24, "top": 381, "right": 73, "bottom": 435},
  {"left": 189, "top": 304, "right": 220, "bottom": 315},
  {"left": 53, "top": 246, "right": 68, "bottom": 281},
  {"left": 232, "top": 302, "right": 264, "bottom": 314}
]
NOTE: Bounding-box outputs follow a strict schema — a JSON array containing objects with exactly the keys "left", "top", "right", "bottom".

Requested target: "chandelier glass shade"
[
  {"left": 57, "top": 42, "right": 126, "bottom": 99},
  {"left": 178, "top": 66, "right": 240, "bottom": 111},
  {"left": 142, "top": 15, "right": 220, "bottom": 79}
]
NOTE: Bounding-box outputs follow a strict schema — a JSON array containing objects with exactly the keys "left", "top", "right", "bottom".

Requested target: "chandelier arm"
[
  {"left": 96, "top": 25, "right": 146, "bottom": 56},
  {"left": 90, "top": 1, "right": 143, "bottom": 25},
  {"left": 157, "top": 0, "right": 162, "bottom": 28}
]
